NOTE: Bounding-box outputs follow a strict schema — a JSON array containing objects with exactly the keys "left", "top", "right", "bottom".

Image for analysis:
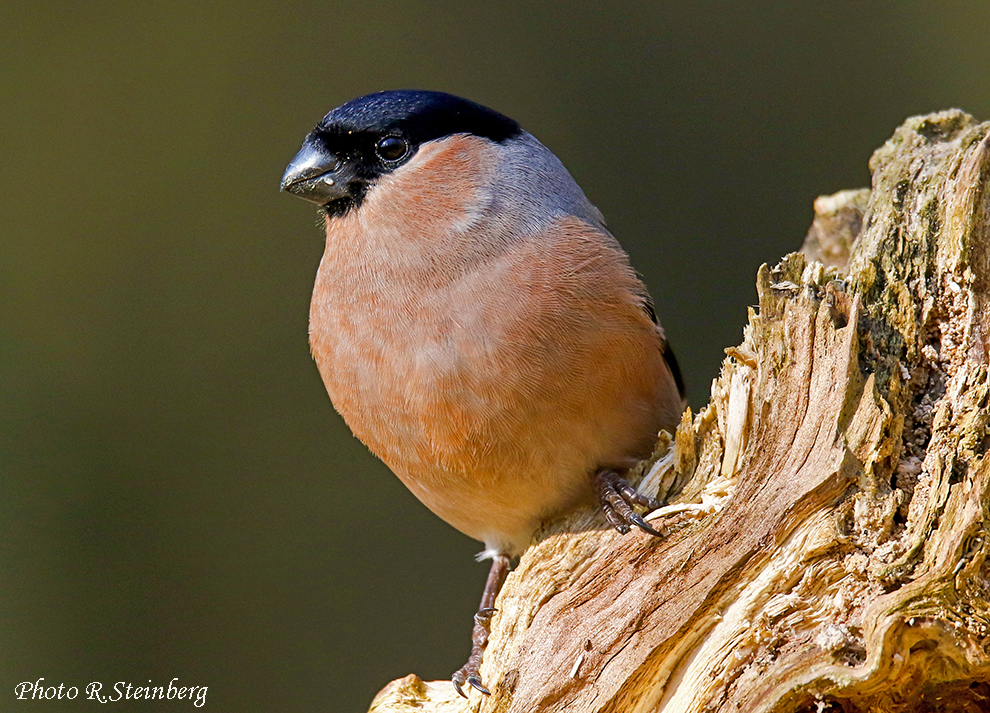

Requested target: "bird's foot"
[
  {"left": 452, "top": 607, "right": 497, "bottom": 697},
  {"left": 452, "top": 554, "right": 511, "bottom": 698},
  {"left": 595, "top": 468, "right": 664, "bottom": 537}
]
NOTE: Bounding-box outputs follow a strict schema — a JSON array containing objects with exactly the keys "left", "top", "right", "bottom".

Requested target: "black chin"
[
  {"left": 321, "top": 183, "right": 369, "bottom": 219},
  {"left": 322, "top": 197, "right": 356, "bottom": 218}
]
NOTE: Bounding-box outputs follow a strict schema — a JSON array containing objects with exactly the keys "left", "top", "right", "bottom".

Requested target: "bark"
[{"left": 368, "top": 110, "right": 990, "bottom": 713}]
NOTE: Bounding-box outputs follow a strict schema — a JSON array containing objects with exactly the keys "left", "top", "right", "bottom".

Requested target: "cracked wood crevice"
[{"left": 369, "top": 110, "right": 990, "bottom": 713}]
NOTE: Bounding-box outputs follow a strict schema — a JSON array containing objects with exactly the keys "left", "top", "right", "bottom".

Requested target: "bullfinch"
[{"left": 280, "top": 90, "right": 684, "bottom": 696}]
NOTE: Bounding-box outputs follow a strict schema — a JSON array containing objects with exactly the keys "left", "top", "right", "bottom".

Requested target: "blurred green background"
[{"left": 2, "top": 1, "right": 988, "bottom": 710}]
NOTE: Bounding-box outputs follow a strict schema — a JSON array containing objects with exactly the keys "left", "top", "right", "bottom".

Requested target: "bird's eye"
[{"left": 375, "top": 136, "right": 409, "bottom": 162}]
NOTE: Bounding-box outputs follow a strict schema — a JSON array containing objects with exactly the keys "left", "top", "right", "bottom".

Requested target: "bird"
[{"left": 280, "top": 90, "right": 684, "bottom": 697}]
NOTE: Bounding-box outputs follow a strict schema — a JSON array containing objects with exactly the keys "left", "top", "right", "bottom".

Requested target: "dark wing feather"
[{"left": 642, "top": 297, "right": 686, "bottom": 400}]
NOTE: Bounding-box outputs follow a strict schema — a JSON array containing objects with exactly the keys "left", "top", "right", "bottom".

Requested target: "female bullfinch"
[{"left": 281, "top": 90, "right": 684, "bottom": 696}]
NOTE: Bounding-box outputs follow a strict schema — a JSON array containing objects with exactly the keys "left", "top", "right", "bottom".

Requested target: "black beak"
[{"left": 280, "top": 139, "right": 358, "bottom": 206}]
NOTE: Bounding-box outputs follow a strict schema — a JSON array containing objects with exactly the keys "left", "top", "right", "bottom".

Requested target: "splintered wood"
[{"left": 369, "top": 111, "right": 990, "bottom": 713}]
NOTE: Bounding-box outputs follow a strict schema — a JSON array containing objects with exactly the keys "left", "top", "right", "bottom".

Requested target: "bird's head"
[{"left": 280, "top": 90, "right": 521, "bottom": 218}]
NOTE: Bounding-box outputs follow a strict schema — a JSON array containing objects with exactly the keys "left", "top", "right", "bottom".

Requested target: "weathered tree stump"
[{"left": 369, "top": 110, "right": 990, "bottom": 713}]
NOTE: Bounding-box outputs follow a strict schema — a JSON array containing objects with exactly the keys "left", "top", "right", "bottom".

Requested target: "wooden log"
[{"left": 369, "top": 110, "right": 990, "bottom": 713}]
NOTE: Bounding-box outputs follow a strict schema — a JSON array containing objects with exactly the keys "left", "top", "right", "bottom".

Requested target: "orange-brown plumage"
[
  {"left": 282, "top": 90, "right": 683, "bottom": 694},
  {"left": 307, "top": 133, "right": 680, "bottom": 554}
]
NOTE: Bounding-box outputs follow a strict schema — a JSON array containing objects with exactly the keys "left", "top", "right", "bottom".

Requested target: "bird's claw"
[
  {"left": 627, "top": 510, "right": 663, "bottom": 537},
  {"left": 595, "top": 468, "right": 665, "bottom": 537},
  {"left": 475, "top": 607, "right": 497, "bottom": 623},
  {"left": 452, "top": 668, "right": 490, "bottom": 698},
  {"left": 451, "top": 554, "right": 510, "bottom": 698}
]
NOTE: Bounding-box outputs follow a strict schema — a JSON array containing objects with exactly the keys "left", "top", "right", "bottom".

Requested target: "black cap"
[{"left": 282, "top": 90, "right": 521, "bottom": 214}]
